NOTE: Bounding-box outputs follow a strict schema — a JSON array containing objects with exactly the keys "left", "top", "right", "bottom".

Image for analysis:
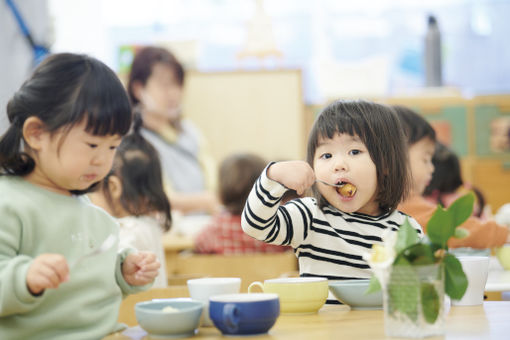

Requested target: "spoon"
[
  {"left": 315, "top": 179, "right": 345, "bottom": 188},
  {"left": 69, "top": 234, "right": 117, "bottom": 269}
]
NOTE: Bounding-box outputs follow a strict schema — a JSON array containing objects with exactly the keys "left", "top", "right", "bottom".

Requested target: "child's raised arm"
[
  {"left": 266, "top": 161, "right": 315, "bottom": 195},
  {"left": 241, "top": 161, "right": 317, "bottom": 249}
]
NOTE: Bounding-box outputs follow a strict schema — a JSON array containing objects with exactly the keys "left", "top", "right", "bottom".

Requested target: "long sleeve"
[
  {"left": 241, "top": 165, "right": 315, "bottom": 249},
  {"left": 0, "top": 209, "right": 45, "bottom": 316},
  {"left": 115, "top": 248, "right": 152, "bottom": 296},
  {"left": 399, "top": 195, "right": 508, "bottom": 249}
]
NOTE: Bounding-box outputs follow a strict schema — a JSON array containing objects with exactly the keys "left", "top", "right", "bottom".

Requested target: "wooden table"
[
  {"left": 162, "top": 233, "right": 194, "bottom": 276},
  {"left": 105, "top": 301, "right": 510, "bottom": 339}
]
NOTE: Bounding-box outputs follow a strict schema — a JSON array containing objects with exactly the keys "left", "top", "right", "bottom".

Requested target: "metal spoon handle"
[{"left": 315, "top": 179, "right": 343, "bottom": 188}]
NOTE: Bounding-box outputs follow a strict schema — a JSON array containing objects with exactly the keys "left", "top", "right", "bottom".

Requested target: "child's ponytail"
[
  {"left": 131, "top": 111, "right": 143, "bottom": 135},
  {"left": 0, "top": 100, "right": 35, "bottom": 175}
]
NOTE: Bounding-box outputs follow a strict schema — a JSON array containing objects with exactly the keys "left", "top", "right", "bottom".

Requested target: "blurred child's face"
[
  {"left": 29, "top": 119, "right": 122, "bottom": 195},
  {"left": 141, "top": 62, "right": 183, "bottom": 122},
  {"left": 409, "top": 137, "right": 435, "bottom": 196},
  {"left": 313, "top": 133, "right": 380, "bottom": 216}
]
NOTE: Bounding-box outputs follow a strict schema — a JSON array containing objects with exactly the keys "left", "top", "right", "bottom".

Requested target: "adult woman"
[{"left": 127, "top": 46, "right": 218, "bottom": 214}]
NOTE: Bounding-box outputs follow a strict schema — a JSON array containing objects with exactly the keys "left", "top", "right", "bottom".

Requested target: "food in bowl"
[
  {"left": 135, "top": 299, "right": 203, "bottom": 338},
  {"left": 162, "top": 306, "right": 180, "bottom": 313},
  {"left": 329, "top": 279, "right": 383, "bottom": 310}
]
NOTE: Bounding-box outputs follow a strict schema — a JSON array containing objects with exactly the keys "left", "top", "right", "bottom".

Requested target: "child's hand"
[
  {"left": 26, "top": 254, "right": 70, "bottom": 295},
  {"left": 122, "top": 251, "right": 160, "bottom": 286},
  {"left": 267, "top": 161, "right": 315, "bottom": 195}
]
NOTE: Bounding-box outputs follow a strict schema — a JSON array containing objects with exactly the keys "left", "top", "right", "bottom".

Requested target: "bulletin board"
[
  {"left": 182, "top": 70, "right": 305, "bottom": 163},
  {"left": 382, "top": 95, "right": 469, "bottom": 157},
  {"left": 474, "top": 95, "right": 510, "bottom": 157}
]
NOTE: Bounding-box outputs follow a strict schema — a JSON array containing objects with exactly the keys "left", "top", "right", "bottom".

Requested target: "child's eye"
[
  {"left": 349, "top": 149, "right": 361, "bottom": 156},
  {"left": 87, "top": 143, "right": 98, "bottom": 149},
  {"left": 319, "top": 153, "right": 332, "bottom": 159},
  {"left": 109, "top": 145, "right": 118, "bottom": 150}
]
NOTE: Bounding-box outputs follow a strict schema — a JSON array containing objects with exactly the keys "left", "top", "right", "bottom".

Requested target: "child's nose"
[
  {"left": 333, "top": 157, "right": 348, "bottom": 172},
  {"left": 91, "top": 152, "right": 108, "bottom": 166}
]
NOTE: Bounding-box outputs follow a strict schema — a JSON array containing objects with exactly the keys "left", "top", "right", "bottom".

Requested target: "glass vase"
[{"left": 383, "top": 263, "right": 445, "bottom": 338}]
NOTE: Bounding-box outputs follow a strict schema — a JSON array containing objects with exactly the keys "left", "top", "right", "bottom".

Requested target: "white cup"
[
  {"left": 452, "top": 256, "right": 490, "bottom": 306},
  {"left": 187, "top": 277, "right": 241, "bottom": 326}
]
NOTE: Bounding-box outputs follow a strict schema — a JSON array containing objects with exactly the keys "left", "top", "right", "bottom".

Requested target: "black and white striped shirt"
[{"left": 241, "top": 168, "right": 423, "bottom": 281}]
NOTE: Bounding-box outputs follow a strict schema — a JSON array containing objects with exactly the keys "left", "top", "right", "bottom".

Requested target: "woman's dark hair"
[
  {"left": 392, "top": 105, "right": 436, "bottom": 146},
  {"left": 100, "top": 113, "right": 172, "bottom": 231},
  {"left": 127, "top": 46, "right": 185, "bottom": 106},
  {"left": 0, "top": 53, "right": 132, "bottom": 178},
  {"left": 219, "top": 153, "right": 267, "bottom": 215},
  {"left": 306, "top": 100, "right": 411, "bottom": 213}
]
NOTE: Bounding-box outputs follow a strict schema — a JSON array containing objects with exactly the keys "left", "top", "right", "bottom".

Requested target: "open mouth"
[{"left": 335, "top": 181, "right": 357, "bottom": 198}]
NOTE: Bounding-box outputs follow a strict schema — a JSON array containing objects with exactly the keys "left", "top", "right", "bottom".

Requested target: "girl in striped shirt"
[{"left": 241, "top": 100, "right": 423, "bottom": 291}]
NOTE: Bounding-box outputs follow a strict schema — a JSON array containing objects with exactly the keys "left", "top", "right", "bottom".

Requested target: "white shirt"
[{"left": 117, "top": 215, "right": 168, "bottom": 288}]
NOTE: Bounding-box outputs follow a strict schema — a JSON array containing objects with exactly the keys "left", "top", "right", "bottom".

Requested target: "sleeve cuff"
[
  {"left": 260, "top": 162, "right": 289, "bottom": 199},
  {"left": 14, "top": 259, "right": 45, "bottom": 304},
  {"left": 115, "top": 248, "right": 153, "bottom": 296}
]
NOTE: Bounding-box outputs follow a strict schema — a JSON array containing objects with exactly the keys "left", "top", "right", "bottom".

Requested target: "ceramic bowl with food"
[{"left": 135, "top": 298, "right": 203, "bottom": 338}]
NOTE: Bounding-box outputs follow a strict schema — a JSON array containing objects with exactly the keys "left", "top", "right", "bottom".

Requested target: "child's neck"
[
  {"left": 354, "top": 201, "right": 382, "bottom": 216},
  {"left": 23, "top": 172, "right": 72, "bottom": 196}
]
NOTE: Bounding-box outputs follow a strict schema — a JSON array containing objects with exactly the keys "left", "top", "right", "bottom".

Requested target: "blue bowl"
[
  {"left": 328, "top": 279, "right": 383, "bottom": 310},
  {"left": 135, "top": 298, "right": 203, "bottom": 338},
  {"left": 209, "top": 293, "right": 279, "bottom": 335}
]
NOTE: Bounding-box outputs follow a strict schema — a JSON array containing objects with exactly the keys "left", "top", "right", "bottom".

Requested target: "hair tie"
[{"left": 11, "top": 116, "right": 23, "bottom": 128}]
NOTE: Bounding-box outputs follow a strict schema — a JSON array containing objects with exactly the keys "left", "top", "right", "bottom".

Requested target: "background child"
[
  {"left": 127, "top": 46, "right": 219, "bottom": 215},
  {"left": 0, "top": 53, "right": 159, "bottom": 339},
  {"left": 194, "top": 153, "right": 288, "bottom": 254},
  {"left": 90, "top": 113, "right": 172, "bottom": 288},
  {"left": 423, "top": 141, "right": 488, "bottom": 219},
  {"left": 395, "top": 105, "right": 509, "bottom": 248},
  {"left": 241, "top": 100, "right": 422, "bottom": 287}
]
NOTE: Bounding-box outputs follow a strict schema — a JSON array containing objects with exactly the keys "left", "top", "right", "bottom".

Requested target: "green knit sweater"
[{"left": 0, "top": 176, "right": 146, "bottom": 339}]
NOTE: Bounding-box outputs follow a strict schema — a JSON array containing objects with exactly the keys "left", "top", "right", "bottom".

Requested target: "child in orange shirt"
[{"left": 394, "top": 105, "right": 508, "bottom": 248}]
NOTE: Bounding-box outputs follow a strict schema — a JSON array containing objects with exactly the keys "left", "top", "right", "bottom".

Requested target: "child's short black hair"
[
  {"left": 424, "top": 141, "right": 486, "bottom": 217},
  {"left": 100, "top": 114, "right": 172, "bottom": 231},
  {"left": 219, "top": 153, "right": 267, "bottom": 215},
  {"left": 392, "top": 105, "right": 436, "bottom": 146},
  {"left": 0, "top": 53, "right": 132, "bottom": 176},
  {"left": 424, "top": 142, "right": 463, "bottom": 195},
  {"left": 306, "top": 100, "right": 410, "bottom": 213}
]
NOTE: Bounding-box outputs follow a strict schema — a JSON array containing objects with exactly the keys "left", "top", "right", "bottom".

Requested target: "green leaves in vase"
[{"left": 368, "top": 192, "right": 474, "bottom": 324}]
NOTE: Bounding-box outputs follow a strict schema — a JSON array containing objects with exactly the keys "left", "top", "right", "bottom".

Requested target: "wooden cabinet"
[{"left": 471, "top": 159, "right": 510, "bottom": 211}]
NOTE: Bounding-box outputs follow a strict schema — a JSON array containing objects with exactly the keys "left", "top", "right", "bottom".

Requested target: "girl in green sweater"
[{"left": 0, "top": 53, "right": 160, "bottom": 339}]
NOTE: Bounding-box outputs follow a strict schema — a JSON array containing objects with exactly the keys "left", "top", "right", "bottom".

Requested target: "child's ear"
[
  {"left": 107, "top": 175, "right": 123, "bottom": 201},
  {"left": 22, "top": 116, "right": 47, "bottom": 150}
]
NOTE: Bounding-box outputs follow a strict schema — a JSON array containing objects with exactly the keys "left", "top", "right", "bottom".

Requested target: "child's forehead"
[
  {"left": 316, "top": 132, "right": 362, "bottom": 145},
  {"left": 72, "top": 119, "right": 122, "bottom": 138}
]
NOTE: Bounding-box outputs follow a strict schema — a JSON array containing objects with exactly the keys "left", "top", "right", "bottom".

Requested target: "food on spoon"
[
  {"left": 162, "top": 306, "right": 180, "bottom": 313},
  {"left": 337, "top": 183, "right": 357, "bottom": 197}
]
